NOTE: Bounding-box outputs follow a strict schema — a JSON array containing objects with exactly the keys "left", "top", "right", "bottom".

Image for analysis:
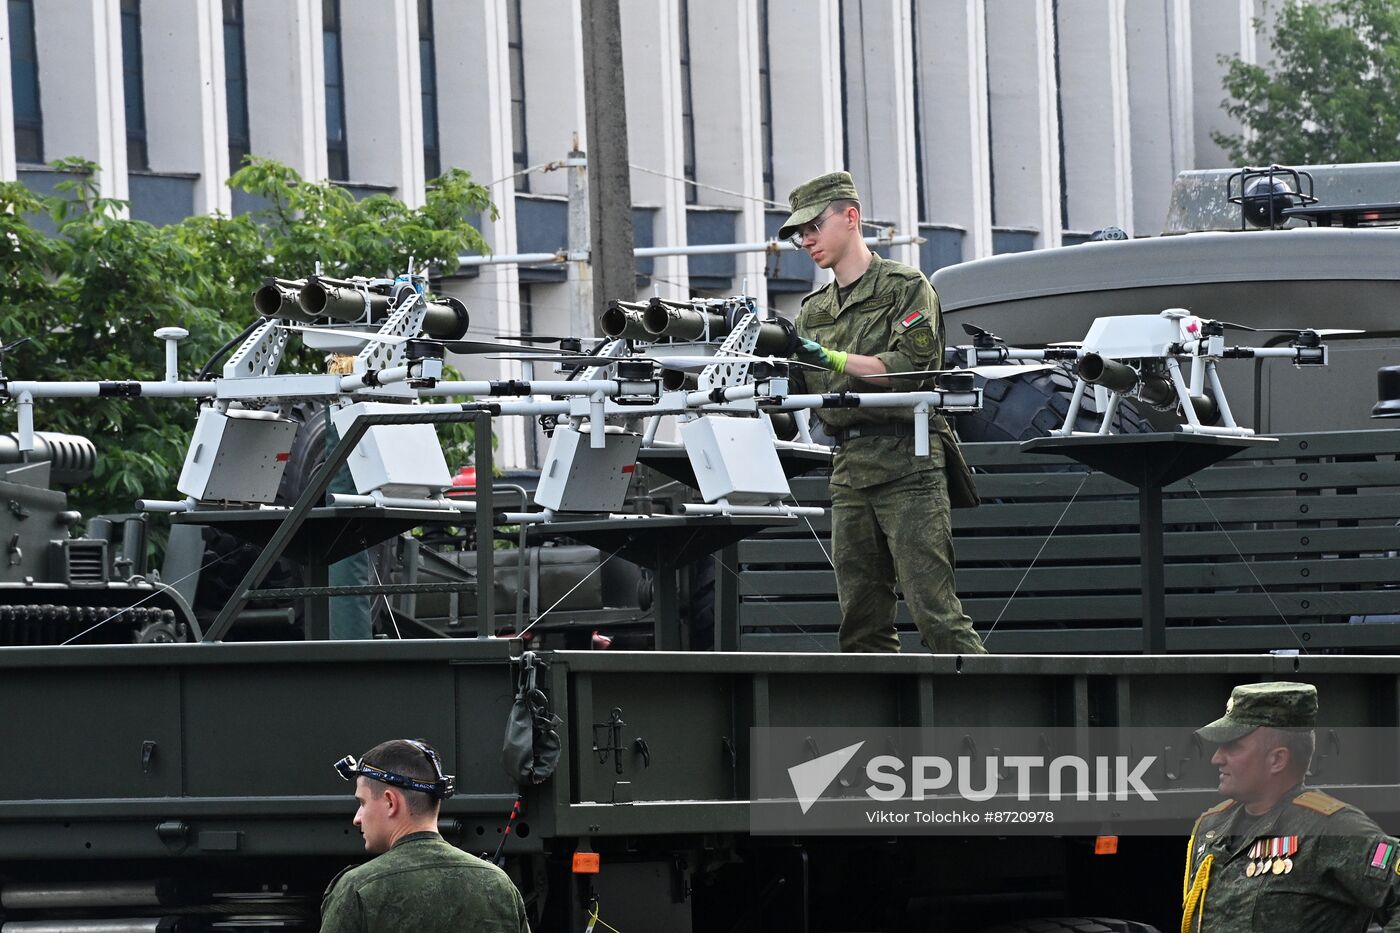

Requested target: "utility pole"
[
  {"left": 580, "top": 0, "right": 635, "bottom": 330},
  {"left": 565, "top": 142, "right": 593, "bottom": 342}
]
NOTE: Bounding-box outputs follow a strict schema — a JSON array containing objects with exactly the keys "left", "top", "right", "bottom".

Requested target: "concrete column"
[
  {"left": 519, "top": 0, "right": 587, "bottom": 197},
  {"left": 340, "top": 0, "right": 423, "bottom": 203},
  {"left": 917, "top": 0, "right": 993, "bottom": 260},
  {"left": 0, "top": 8, "right": 15, "bottom": 180},
  {"left": 435, "top": 0, "right": 526, "bottom": 467},
  {"left": 1125, "top": 0, "right": 1192, "bottom": 234},
  {"left": 767, "top": 0, "right": 843, "bottom": 196},
  {"left": 31, "top": 0, "right": 127, "bottom": 200},
  {"left": 984, "top": 0, "right": 1063, "bottom": 248},
  {"left": 841, "top": 0, "right": 920, "bottom": 267},
  {"left": 688, "top": 0, "right": 766, "bottom": 292},
  {"left": 1190, "top": 0, "right": 1253, "bottom": 169},
  {"left": 621, "top": 0, "right": 690, "bottom": 300},
  {"left": 1056, "top": 0, "right": 1133, "bottom": 235},
  {"left": 243, "top": 0, "right": 326, "bottom": 180},
  {"left": 142, "top": 0, "right": 229, "bottom": 214}
]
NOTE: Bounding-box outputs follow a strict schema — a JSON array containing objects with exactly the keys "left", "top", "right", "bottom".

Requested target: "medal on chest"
[{"left": 1246, "top": 836, "right": 1297, "bottom": 877}]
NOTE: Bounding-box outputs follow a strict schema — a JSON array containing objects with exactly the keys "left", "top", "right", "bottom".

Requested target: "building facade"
[{"left": 2, "top": 0, "right": 1273, "bottom": 463}]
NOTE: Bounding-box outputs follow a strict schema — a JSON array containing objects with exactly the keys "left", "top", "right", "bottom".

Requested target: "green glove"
[{"left": 795, "top": 337, "right": 848, "bottom": 373}]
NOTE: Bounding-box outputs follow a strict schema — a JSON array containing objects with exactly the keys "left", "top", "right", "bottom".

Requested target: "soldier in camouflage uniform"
[
  {"left": 1183, "top": 682, "right": 1400, "bottom": 932},
  {"left": 322, "top": 738, "right": 530, "bottom": 933},
  {"left": 778, "top": 172, "right": 985, "bottom": 654}
]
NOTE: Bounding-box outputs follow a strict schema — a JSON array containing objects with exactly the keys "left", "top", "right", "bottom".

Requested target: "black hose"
[{"left": 197, "top": 319, "right": 264, "bottom": 382}]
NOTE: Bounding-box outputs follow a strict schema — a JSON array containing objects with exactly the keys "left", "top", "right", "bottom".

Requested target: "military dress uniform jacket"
[
  {"left": 1183, "top": 786, "right": 1400, "bottom": 932},
  {"left": 791, "top": 254, "right": 957, "bottom": 490},
  {"left": 321, "top": 832, "right": 531, "bottom": 933}
]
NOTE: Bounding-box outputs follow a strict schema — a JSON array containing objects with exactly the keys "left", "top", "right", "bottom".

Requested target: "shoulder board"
[
  {"left": 323, "top": 863, "right": 356, "bottom": 900},
  {"left": 1293, "top": 789, "right": 1348, "bottom": 816},
  {"left": 800, "top": 284, "right": 832, "bottom": 305},
  {"left": 1203, "top": 799, "right": 1236, "bottom": 817},
  {"left": 871, "top": 256, "right": 926, "bottom": 281}
]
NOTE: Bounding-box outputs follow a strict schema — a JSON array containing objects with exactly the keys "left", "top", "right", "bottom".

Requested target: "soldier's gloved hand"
[{"left": 795, "top": 337, "right": 848, "bottom": 373}]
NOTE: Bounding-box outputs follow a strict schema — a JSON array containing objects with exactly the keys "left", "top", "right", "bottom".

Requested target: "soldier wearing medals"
[{"left": 1182, "top": 682, "right": 1400, "bottom": 932}]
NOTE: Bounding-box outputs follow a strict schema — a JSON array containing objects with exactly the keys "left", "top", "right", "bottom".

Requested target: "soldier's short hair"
[
  {"left": 829, "top": 198, "right": 860, "bottom": 218},
  {"left": 1259, "top": 726, "right": 1316, "bottom": 776},
  {"left": 360, "top": 739, "right": 441, "bottom": 815}
]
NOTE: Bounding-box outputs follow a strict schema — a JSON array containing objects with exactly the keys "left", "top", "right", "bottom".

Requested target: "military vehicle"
[
  {"left": 0, "top": 430, "right": 197, "bottom": 644},
  {"left": 1, "top": 164, "right": 1399, "bottom": 933}
]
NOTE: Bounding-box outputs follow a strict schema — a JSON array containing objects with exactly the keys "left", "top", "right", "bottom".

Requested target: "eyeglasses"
[
  {"left": 787, "top": 209, "right": 836, "bottom": 249},
  {"left": 334, "top": 740, "right": 456, "bottom": 799}
]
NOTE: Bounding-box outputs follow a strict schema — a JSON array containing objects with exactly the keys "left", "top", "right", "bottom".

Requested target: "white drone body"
[{"left": 954, "top": 308, "right": 1334, "bottom": 437}]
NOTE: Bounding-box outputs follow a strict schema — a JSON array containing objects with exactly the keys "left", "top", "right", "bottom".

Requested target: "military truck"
[{"left": 2, "top": 164, "right": 1399, "bottom": 932}]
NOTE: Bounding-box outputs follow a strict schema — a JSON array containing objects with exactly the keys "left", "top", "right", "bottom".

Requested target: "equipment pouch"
[
  {"left": 502, "top": 654, "right": 563, "bottom": 785},
  {"left": 940, "top": 431, "right": 981, "bottom": 509}
]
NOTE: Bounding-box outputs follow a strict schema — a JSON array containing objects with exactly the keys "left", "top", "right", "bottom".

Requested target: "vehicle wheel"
[
  {"left": 134, "top": 617, "right": 183, "bottom": 643},
  {"left": 955, "top": 368, "right": 1156, "bottom": 443},
  {"left": 979, "top": 919, "right": 1159, "bottom": 933},
  {"left": 686, "top": 557, "right": 716, "bottom": 650}
]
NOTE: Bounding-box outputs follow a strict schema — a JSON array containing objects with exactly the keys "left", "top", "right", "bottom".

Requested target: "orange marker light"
[
  {"left": 572, "top": 852, "right": 601, "bottom": 874},
  {"left": 1094, "top": 835, "right": 1119, "bottom": 855}
]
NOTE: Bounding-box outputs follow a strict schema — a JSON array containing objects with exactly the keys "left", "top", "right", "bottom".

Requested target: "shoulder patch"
[
  {"left": 1293, "top": 789, "right": 1347, "bottom": 816},
  {"left": 901, "top": 310, "right": 927, "bottom": 329}
]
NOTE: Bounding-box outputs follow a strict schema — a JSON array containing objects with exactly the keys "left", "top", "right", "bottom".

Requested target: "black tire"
[
  {"left": 979, "top": 919, "right": 1159, "bottom": 933},
  {"left": 955, "top": 368, "right": 1156, "bottom": 443},
  {"left": 686, "top": 557, "right": 716, "bottom": 650},
  {"left": 191, "top": 403, "right": 331, "bottom": 628}
]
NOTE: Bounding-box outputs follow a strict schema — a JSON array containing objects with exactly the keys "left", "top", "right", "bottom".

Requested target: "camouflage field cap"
[
  {"left": 777, "top": 171, "right": 861, "bottom": 241},
  {"left": 1196, "top": 681, "right": 1318, "bottom": 743}
]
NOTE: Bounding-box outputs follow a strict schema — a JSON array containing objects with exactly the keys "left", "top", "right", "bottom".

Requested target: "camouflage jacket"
[
  {"left": 321, "top": 832, "right": 531, "bottom": 933},
  {"left": 1184, "top": 786, "right": 1400, "bottom": 932},
  {"left": 791, "top": 254, "right": 953, "bottom": 488}
]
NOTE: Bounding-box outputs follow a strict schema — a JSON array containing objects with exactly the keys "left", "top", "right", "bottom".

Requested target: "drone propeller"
[
  {"left": 279, "top": 324, "right": 579, "bottom": 355},
  {"left": 486, "top": 352, "right": 825, "bottom": 372},
  {"left": 1213, "top": 320, "right": 1364, "bottom": 337},
  {"left": 859, "top": 363, "right": 1055, "bottom": 381}
]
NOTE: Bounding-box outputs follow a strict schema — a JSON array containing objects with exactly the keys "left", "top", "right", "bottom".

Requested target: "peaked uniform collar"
[
  {"left": 815, "top": 254, "right": 889, "bottom": 319},
  {"left": 1218, "top": 783, "right": 1307, "bottom": 862}
]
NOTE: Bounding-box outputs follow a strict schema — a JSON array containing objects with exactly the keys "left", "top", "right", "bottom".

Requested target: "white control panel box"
[
  {"left": 331, "top": 402, "right": 451, "bottom": 497},
  {"left": 680, "top": 416, "right": 790, "bottom": 504},
  {"left": 534, "top": 426, "right": 642, "bottom": 512},
  {"left": 177, "top": 408, "right": 297, "bottom": 503}
]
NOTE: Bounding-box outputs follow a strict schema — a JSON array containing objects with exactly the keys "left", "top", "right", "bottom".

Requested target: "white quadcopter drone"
[{"left": 951, "top": 308, "right": 1345, "bottom": 437}]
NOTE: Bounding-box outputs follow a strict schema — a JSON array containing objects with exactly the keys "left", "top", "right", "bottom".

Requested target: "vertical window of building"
[
  {"left": 120, "top": 0, "right": 148, "bottom": 170},
  {"left": 7, "top": 0, "right": 43, "bottom": 163},
  {"left": 323, "top": 0, "right": 349, "bottom": 181},
  {"left": 837, "top": 0, "right": 849, "bottom": 171},
  {"left": 910, "top": 0, "right": 927, "bottom": 223},
  {"left": 757, "top": 0, "right": 774, "bottom": 203},
  {"left": 419, "top": 0, "right": 440, "bottom": 181},
  {"left": 224, "top": 0, "right": 250, "bottom": 172},
  {"left": 678, "top": 0, "right": 697, "bottom": 204},
  {"left": 507, "top": 0, "right": 528, "bottom": 191}
]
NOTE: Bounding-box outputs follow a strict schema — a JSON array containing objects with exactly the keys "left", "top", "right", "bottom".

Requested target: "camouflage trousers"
[{"left": 829, "top": 469, "right": 986, "bottom": 654}]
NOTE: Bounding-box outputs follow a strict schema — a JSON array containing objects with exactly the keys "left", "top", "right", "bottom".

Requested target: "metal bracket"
[
  {"left": 223, "top": 319, "right": 290, "bottom": 380},
  {"left": 698, "top": 304, "right": 762, "bottom": 392},
  {"left": 356, "top": 288, "right": 429, "bottom": 372},
  {"left": 593, "top": 707, "right": 626, "bottom": 774},
  {"left": 141, "top": 740, "right": 157, "bottom": 774}
]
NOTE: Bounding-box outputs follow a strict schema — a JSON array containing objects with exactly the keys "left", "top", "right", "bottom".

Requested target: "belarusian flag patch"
[{"left": 901, "top": 310, "right": 927, "bottom": 329}]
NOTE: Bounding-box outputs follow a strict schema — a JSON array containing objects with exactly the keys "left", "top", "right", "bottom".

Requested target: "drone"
[{"left": 948, "top": 309, "right": 1347, "bottom": 437}]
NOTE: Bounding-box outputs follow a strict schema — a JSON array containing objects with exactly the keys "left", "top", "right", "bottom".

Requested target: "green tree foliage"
[
  {"left": 1215, "top": 0, "right": 1400, "bottom": 165},
  {"left": 0, "top": 157, "right": 494, "bottom": 520}
]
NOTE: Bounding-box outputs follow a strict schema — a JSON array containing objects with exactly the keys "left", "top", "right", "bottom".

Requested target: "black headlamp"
[{"left": 334, "top": 740, "right": 456, "bottom": 800}]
